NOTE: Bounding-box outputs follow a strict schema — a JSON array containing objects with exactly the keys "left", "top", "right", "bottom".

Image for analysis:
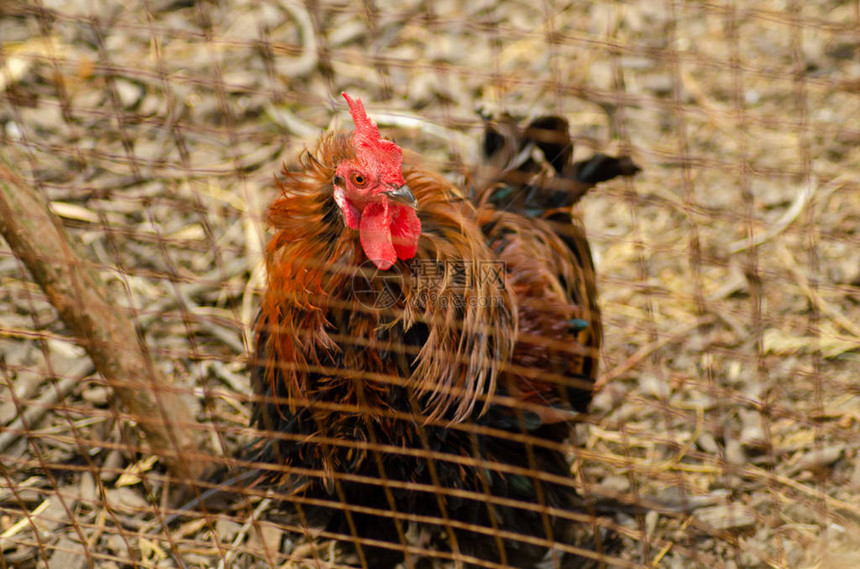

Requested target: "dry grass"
[{"left": 1, "top": 1, "right": 859, "bottom": 568}]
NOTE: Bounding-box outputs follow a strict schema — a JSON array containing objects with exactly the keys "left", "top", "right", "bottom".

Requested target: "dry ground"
[{"left": 1, "top": 1, "right": 859, "bottom": 568}]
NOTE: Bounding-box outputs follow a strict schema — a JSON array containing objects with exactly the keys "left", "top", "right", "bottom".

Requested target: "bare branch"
[{"left": 0, "top": 154, "right": 210, "bottom": 482}]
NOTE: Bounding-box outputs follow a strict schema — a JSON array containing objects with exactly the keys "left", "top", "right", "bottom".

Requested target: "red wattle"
[
  {"left": 390, "top": 205, "right": 421, "bottom": 260},
  {"left": 359, "top": 201, "right": 397, "bottom": 270}
]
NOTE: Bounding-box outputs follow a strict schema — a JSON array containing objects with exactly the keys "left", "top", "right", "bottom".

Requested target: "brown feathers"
[{"left": 259, "top": 132, "right": 516, "bottom": 427}]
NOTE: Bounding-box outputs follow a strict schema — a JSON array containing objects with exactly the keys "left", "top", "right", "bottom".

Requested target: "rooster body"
[{"left": 248, "top": 94, "right": 637, "bottom": 568}]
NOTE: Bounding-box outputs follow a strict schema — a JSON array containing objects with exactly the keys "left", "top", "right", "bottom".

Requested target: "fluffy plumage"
[{"left": 246, "top": 94, "right": 639, "bottom": 568}]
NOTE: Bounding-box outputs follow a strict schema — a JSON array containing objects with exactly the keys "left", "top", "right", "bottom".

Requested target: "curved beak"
[{"left": 384, "top": 184, "right": 418, "bottom": 209}]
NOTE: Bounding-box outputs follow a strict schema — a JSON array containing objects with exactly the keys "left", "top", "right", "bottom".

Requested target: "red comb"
[
  {"left": 341, "top": 92, "right": 405, "bottom": 185},
  {"left": 342, "top": 92, "right": 378, "bottom": 144}
]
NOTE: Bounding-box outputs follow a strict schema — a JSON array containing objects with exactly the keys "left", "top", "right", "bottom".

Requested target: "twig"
[
  {"left": 137, "top": 257, "right": 250, "bottom": 330},
  {"left": 0, "top": 498, "right": 50, "bottom": 548},
  {"left": 265, "top": 104, "right": 321, "bottom": 139},
  {"left": 727, "top": 174, "right": 848, "bottom": 255},
  {"left": 595, "top": 316, "right": 715, "bottom": 390},
  {"left": 650, "top": 515, "right": 693, "bottom": 567},
  {"left": 273, "top": 0, "right": 319, "bottom": 78},
  {"left": 0, "top": 154, "right": 209, "bottom": 481},
  {"left": 177, "top": 289, "right": 246, "bottom": 354},
  {"left": 0, "top": 360, "right": 93, "bottom": 454},
  {"left": 216, "top": 497, "right": 274, "bottom": 569},
  {"left": 746, "top": 464, "right": 860, "bottom": 521},
  {"left": 775, "top": 242, "right": 860, "bottom": 339}
]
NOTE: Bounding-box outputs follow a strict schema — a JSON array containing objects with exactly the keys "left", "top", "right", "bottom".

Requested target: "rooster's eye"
[{"left": 351, "top": 173, "right": 367, "bottom": 187}]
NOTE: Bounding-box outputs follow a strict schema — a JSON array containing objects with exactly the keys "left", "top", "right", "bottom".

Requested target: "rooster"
[{"left": 247, "top": 93, "right": 639, "bottom": 569}]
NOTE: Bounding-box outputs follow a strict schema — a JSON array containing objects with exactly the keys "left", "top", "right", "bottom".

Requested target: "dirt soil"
[{"left": 1, "top": 1, "right": 858, "bottom": 568}]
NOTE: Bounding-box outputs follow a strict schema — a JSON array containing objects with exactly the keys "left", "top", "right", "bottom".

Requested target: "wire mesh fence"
[{"left": 1, "top": 1, "right": 859, "bottom": 568}]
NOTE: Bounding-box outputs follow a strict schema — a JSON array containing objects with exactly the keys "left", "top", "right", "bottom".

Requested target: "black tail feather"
[
  {"left": 572, "top": 154, "right": 641, "bottom": 185},
  {"left": 480, "top": 111, "right": 640, "bottom": 214}
]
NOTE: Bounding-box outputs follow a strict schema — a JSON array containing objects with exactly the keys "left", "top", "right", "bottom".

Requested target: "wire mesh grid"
[{"left": 1, "top": 1, "right": 859, "bottom": 568}]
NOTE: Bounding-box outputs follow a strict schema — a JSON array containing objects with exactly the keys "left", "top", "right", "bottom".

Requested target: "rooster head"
[{"left": 333, "top": 92, "right": 421, "bottom": 270}]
